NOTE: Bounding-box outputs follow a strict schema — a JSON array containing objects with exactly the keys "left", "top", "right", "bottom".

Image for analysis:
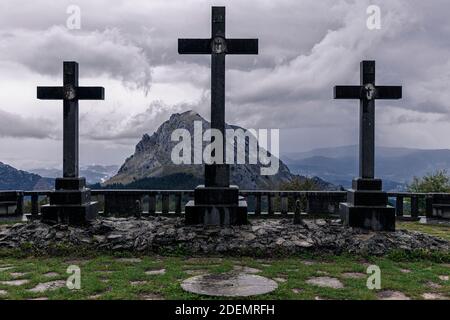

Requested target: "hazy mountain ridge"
[
  {"left": 30, "top": 165, "right": 119, "bottom": 185},
  {"left": 0, "top": 162, "right": 53, "bottom": 190},
  {"left": 283, "top": 145, "right": 450, "bottom": 191}
]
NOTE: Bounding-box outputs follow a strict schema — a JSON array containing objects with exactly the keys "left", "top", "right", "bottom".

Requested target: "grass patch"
[
  {"left": 0, "top": 252, "right": 448, "bottom": 300},
  {"left": 398, "top": 221, "right": 450, "bottom": 241},
  {"left": 0, "top": 219, "right": 448, "bottom": 300}
]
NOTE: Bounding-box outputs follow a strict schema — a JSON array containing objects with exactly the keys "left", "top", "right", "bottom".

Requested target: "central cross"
[
  {"left": 334, "top": 61, "right": 402, "bottom": 179},
  {"left": 37, "top": 61, "right": 105, "bottom": 179},
  {"left": 178, "top": 6, "right": 258, "bottom": 187}
]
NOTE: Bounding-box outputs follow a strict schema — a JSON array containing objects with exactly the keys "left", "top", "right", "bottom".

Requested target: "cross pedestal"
[
  {"left": 334, "top": 61, "right": 402, "bottom": 231},
  {"left": 179, "top": 7, "right": 258, "bottom": 225},
  {"left": 340, "top": 178, "right": 396, "bottom": 231},
  {"left": 37, "top": 61, "right": 104, "bottom": 225}
]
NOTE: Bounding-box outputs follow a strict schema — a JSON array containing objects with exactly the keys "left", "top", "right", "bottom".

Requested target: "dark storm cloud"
[
  {"left": 0, "top": 0, "right": 450, "bottom": 150},
  {"left": 0, "top": 27, "right": 152, "bottom": 91}
]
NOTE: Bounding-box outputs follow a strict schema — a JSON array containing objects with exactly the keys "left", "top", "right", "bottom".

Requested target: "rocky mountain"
[
  {"left": 105, "top": 111, "right": 333, "bottom": 190},
  {"left": 284, "top": 145, "right": 450, "bottom": 191},
  {"left": 0, "top": 162, "right": 53, "bottom": 190}
]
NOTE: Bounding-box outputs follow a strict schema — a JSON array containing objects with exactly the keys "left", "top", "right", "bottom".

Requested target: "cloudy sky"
[{"left": 0, "top": 0, "right": 449, "bottom": 170}]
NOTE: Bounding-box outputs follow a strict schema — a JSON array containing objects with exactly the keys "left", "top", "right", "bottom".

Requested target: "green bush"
[{"left": 407, "top": 169, "right": 450, "bottom": 193}]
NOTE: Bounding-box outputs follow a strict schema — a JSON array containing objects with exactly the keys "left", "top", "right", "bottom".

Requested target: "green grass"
[
  {"left": 398, "top": 221, "right": 450, "bottom": 241},
  {"left": 0, "top": 253, "right": 448, "bottom": 300},
  {"left": 0, "top": 219, "right": 448, "bottom": 300}
]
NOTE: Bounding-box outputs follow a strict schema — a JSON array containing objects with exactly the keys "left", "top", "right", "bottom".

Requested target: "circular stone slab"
[{"left": 181, "top": 273, "right": 278, "bottom": 297}]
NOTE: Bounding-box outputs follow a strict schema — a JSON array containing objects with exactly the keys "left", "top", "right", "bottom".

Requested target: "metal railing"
[{"left": 0, "top": 189, "right": 436, "bottom": 219}]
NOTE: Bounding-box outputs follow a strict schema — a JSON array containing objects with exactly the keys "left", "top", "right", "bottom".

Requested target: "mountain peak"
[
  {"left": 106, "top": 111, "right": 299, "bottom": 189},
  {"left": 170, "top": 110, "right": 203, "bottom": 121}
]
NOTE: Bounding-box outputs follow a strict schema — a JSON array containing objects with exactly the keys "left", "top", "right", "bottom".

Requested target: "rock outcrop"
[{"left": 0, "top": 218, "right": 448, "bottom": 256}]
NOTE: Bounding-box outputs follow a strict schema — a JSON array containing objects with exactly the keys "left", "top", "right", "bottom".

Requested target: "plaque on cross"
[
  {"left": 334, "top": 61, "right": 402, "bottom": 179},
  {"left": 178, "top": 6, "right": 258, "bottom": 188},
  {"left": 37, "top": 61, "right": 104, "bottom": 179}
]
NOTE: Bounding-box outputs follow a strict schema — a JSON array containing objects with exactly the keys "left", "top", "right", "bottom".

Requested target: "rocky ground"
[{"left": 0, "top": 217, "right": 448, "bottom": 256}]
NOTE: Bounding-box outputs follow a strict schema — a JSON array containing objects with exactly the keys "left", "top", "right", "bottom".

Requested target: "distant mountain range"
[
  {"left": 30, "top": 165, "right": 119, "bottom": 185},
  {"left": 104, "top": 111, "right": 336, "bottom": 190},
  {"left": 283, "top": 145, "right": 450, "bottom": 191},
  {"left": 0, "top": 162, "right": 53, "bottom": 190},
  {"left": 0, "top": 163, "right": 119, "bottom": 191},
  {"left": 8, "top": 122, "right": 447, "bottom": 192}
]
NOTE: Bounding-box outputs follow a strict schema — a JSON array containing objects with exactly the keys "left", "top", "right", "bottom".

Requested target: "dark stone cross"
[
  {"left": 179, "top": 6, "right": 257, "bottom": 225},
  {"left": 334, "top": 60, "right": 402, "bottom": 231},
  {"left": 178, "top": 6, "right": 258, "bottom": 187},
  {"left": 37, "top": 61, "right": 104, "bottom": 179},
  {"left": 36, "top": 61, "right": 104, "bottom": 225},
  {"left": 334, "top": 60, "right": 402, "bottom": 179}
]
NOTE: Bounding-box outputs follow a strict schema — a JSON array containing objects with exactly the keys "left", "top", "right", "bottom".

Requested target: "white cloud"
[{"left": 0, "top": 109, "right": 56, "bottom": 139}]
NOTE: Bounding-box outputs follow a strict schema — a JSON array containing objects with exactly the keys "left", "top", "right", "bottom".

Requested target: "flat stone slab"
[
  {"left": 0, "top": 289, "right": 7, "bottom": 296},
  {"left": 140, "top": 294, "right": 165, "bottom": 300},
  {"left": 185, "top": 270, "right": 208, "bottom": 276},
  {"left": 145, "top": 269, "right": 166, "bottom": 276},
  {"left": 0, "top": 279, "right": 29, "bottom": 286},
  {"left": 306, "top": 277, "right": 344, "bottom": 289},
  {"left": 0, "top": 266, "right": 14, "bottom": 272},
  {"left": 400, "top": 269, "right": 411, "bottom": 273},
  {"left": 28, "top": 280, "right": 66, "bottom": 293},
  {"left": 427, "top": 281, "right": 442, "bottom": 289},
  {"left": 233, "top": 266, "right": 262, "bottom": 274},
  {"left": 377, "top": 290, "right": 410, "bottom": 300},
  {"left": 10, "top": 272, "right": 27, "bottom": 278},
  {"left": 422, "top": 293, "right": 447, "bottom": 300},
  {"left": 181, "top": 273, "right": 278, "bottom": 297},
  {"left": 439, "top": 275, "right": 449, "bottom": 281},
  {"left": 130, "top": 280, "right": 147, "bottom": 286}
]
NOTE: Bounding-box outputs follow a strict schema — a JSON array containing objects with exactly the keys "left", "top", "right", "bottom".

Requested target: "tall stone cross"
[
  {"left": 334, "top": 61, "right": 402, "bottom": 179},
  {"left": 178, "top": 6, "right": 258, "bottom": 187},
  {"left": 37, "top": 61, "right": 104, "bottom": 179}
]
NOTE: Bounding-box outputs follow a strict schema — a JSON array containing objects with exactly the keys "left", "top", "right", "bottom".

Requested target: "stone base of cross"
[
  {"left": 185, "top": 185, "right": 248, "bottom": 225},
  {"left": 340, "top": 178, "right": 395, "bottom": 231},
  {"left": 37, "top": 62, "right": 104, "bottom": 226},
  {"left": 41, "top": 177, "right": 98, "bottom": 225}
]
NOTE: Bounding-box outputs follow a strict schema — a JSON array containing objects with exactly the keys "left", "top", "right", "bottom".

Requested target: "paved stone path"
[
  {"left": 145, "top": 269, "right": 166, "bottom": 275},
  {"left": 28, "top": 280, "right": 66, "bottom": 293},
  {"left": 377, "top": 290, "right": 410, "bottom": 300},
  {"left": 306, "top": 277, "right": 344, "bottom": 289}
]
